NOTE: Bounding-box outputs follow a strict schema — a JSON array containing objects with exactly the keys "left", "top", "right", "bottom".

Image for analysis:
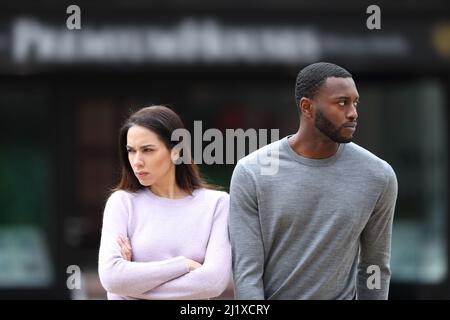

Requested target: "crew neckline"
[
  {"left": 144, "top": 187, "right": 202, "bottom": 204},
  {"left": 283, "top": 135, "right": 346, "bottom": 167}
]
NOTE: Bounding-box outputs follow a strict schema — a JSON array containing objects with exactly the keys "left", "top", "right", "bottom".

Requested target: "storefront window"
[
  {"left": 0, "top": 87, "right": 55, "bottom": 289},
  {"left": 356, "top": 80, "right": 448, "bottom": 283}
]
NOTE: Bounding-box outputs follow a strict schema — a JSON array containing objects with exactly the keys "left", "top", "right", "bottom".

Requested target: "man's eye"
[
  {"left": 338, "top": 101, "right": 346, "bottom": 107},
  {"left": 127, "top": 149, "right": 135, "bottom": 153}
]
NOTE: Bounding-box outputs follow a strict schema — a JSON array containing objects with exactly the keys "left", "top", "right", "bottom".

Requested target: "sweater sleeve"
[
  {"left": 357, "top": 164, "right": 398, "bottom": 300},
  {"left": 228, "top": 162, "right": 266, "bottom": 299},
  {"left": 98, "top": 191, "right": 190, "bottom": 297},
  {"left": 129, "top": 193, "right": 232, "bottom": 300}
]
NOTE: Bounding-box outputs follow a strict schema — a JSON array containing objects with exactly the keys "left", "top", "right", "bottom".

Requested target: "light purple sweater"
[{"left": 98, "top": 188, "right": 232, "bottom": 300}]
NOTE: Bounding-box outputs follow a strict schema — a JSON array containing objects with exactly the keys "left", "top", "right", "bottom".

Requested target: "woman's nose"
[{"left": 132, "top": 152, "right": 144, "bottom": 167}]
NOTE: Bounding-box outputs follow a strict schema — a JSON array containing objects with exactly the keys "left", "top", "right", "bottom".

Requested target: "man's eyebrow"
[
  {"left": 333, "top": 96, "right": 360, "bottom": 101},
  {"left": 333, "top": 96, "right": 350, "bottom": 100}
]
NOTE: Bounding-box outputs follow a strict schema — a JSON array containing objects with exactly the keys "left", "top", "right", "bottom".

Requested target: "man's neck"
[{"left": 288, "top": 128, "right": 339, "bottom": 159}]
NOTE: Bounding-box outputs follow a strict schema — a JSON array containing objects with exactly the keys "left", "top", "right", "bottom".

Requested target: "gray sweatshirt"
[{"left": 229, "top": 136, "right": 397, "bottom": 300}]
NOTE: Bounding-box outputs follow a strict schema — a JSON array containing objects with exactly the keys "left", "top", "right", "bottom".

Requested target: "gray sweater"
[{"left": 229, "top": 136, "right": 397, "bottom": 299}]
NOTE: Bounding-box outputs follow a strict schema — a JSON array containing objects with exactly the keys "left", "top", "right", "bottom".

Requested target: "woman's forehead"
[{"left": 127, "top": 126, "right": 160, "bottom": 144}]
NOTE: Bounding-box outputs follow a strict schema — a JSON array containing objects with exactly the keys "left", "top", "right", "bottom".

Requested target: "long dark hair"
[{"left": 113, "top": 105, "right": 210, "bottom": 194}]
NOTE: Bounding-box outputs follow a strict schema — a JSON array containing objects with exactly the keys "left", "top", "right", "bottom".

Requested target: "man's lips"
[{"left": 343, "top": 122, "right": 357, "bottom": 128}]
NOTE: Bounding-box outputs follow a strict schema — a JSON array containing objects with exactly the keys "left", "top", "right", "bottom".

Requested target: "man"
[{"left": 229, "top": 62, "right": 398, "bottom": 299}]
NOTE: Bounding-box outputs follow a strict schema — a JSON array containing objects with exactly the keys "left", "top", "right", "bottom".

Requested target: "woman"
[{"left": 98, "top": 106, "right": 232, "bottom": 299}]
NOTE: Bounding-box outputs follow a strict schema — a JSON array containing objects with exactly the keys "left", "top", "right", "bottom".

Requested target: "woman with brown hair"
[{"left": 98, "top": 106, "right": 231, "bottom": 299}]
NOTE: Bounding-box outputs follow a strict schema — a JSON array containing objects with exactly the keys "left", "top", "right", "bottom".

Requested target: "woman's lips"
[{"left": 136, "top": 172, "right": 149, "bottom": 178}]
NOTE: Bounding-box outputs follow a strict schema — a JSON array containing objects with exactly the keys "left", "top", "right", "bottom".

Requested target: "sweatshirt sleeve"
[
  {"left": 130, "top": 193, "right": 232, "bottom": 300},
  {"left": 228, "top": 162, "right": 266, "bottom": 299},
  {"left": 98, "top": 191, "right": 190, "bottom": 297},
  {"left": 357, "top": 164, "right": 398, "bottom": 300}
]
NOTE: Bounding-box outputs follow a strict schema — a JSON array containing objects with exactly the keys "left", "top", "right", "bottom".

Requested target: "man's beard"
[{"left": 315, "top": 108, "right": 353, "bottom": 143}]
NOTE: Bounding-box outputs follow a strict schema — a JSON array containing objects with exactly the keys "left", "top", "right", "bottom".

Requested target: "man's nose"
[{"left": 348, "top": 105, "right": 358, "bottom": 121}]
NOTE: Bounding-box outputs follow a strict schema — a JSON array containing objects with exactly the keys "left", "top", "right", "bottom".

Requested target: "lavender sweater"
[{"left": 98, "top": 188, "right": 232, "bottom": 300}]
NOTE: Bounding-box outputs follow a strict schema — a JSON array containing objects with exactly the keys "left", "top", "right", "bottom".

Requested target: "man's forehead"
[{"left": 320, "top": 77, "right": 358, "bottom": 97}]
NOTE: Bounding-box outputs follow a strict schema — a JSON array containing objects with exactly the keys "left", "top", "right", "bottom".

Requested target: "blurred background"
[{"left": 0, "top": 0, "right": 449, "bottom": 299}]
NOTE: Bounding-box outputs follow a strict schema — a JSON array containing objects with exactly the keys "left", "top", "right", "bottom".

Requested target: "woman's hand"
[
  {"left": 118, "top": 236, "right": 133, "bottom": 261},
  {"left": 186, "top": 259, "right": 202, "bottom": 272},
  {"left": 117, "top": 235, "right": 201, "bottom": 271}
]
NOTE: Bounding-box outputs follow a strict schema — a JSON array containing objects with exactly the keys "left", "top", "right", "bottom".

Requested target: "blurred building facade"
[{"left": 0, "top": 0, "right": 449, "bottom": 299}]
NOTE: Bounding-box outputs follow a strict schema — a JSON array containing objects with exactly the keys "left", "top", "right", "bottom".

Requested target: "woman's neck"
[{"left": 149, "top": 179, "right": 188, "bottom": 199}]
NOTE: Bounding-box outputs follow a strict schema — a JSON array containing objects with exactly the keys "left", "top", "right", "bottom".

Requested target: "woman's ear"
[{"left": 171, "top": 146, "right": 181, "bottom": 164}]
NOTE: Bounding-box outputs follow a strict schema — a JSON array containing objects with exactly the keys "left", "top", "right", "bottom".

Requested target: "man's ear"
[{"left": 300, "top": 97, "right": 314, "bottom": 119}]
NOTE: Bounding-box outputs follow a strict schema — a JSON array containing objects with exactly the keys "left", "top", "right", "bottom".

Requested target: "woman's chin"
[{"left": 138, "top": 179, "right": 152, "bottom": 187}]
